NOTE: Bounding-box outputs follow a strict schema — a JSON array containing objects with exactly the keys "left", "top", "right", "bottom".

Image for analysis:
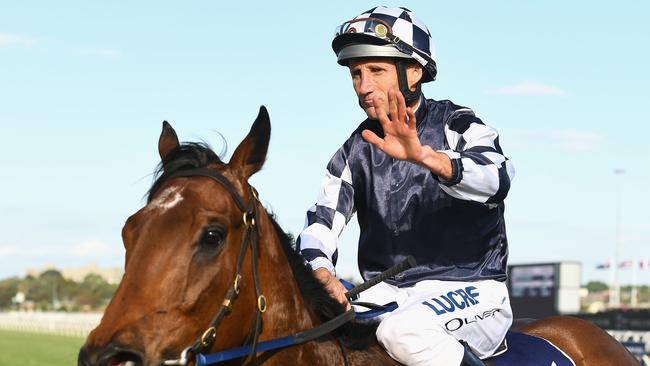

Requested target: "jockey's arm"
[{"left": 297, "top": 136, "right": 357, "bottom": 307}]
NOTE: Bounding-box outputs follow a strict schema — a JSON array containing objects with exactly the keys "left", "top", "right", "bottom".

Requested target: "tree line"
[
  {"left": 1, "top": 274, "right": 646, "bottom": 312},
  {"left": 0, "top": 269, "right": 118, "bottom": 312}
]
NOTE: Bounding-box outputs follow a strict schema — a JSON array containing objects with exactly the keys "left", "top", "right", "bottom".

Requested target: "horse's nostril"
[
  {"left": 97, "top": 346, "right": 144, "bottom": 366},
  {"left": 78, "top": 347, "right": 91, "bottom": 366},
  {"left": 108, "top": 353, "right": 141, "bottom": 366}
]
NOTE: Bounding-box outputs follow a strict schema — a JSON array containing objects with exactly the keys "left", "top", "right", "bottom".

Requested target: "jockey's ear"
[
  {"left": 158, "top": 121, "right": 180, "bottom": 161},
  {"left": 230, "top": 106, "right": 271, "bottom": 179}
]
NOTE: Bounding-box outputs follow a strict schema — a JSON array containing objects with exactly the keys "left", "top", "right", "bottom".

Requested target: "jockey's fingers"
[
  {"left": 377, "top": 107, "right": 392, "bottom": 132},
  {"left": 333, "top": 284, "right": 352, "bottom": 310},
  {"left": 388, "top": 90, "right": 399, "bottom": 123},
  {"left": 380, "top": 110, "right": 397, "bottom": 138},
  {"left": 396, "top": 90, "right": 407, "bottom": 124},
  {"left": 339, "top": 295, "right": 352, "bottom": 311},
  {"left": 322, "top": 278, "right": 351, "bottom": 309},
  {"left": 406, "top": 106, "right": 416, "bottom": 130},
  {"left": 370, "top": 94, "right": 391, "bottom": 128},
  {"left": 361, "top": 129, "right": 384, "bottom": 149}
]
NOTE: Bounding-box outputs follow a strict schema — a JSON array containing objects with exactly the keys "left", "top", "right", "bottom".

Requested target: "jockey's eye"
[{"left": 200, "top": 225, "right": 225, "bottom": 248}]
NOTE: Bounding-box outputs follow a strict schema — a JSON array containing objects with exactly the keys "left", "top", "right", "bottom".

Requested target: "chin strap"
[{"left": 396, "top": 59, "right": 422, "bottom": 107}]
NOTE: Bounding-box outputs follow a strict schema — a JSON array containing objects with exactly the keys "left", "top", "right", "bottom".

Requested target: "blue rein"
[
  {"left": 194, "top": 299, "right": 400, "bottom": 365},
  {"left": 193, "top": 268, "right": 409, "bottom": 364},
  {"left": 195, "top": 309, "right": 356, "bottom": 365},
  {"left": 196, "top": 335, "right": 296, "bottom": 365}
]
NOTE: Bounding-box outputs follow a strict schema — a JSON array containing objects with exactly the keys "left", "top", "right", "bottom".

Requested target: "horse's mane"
[
  {"left": 267, "top": 215, "right": 378, "bottom": 349},
  {"left": 148, "top": 142, "right": 376, "bottom": 348}
]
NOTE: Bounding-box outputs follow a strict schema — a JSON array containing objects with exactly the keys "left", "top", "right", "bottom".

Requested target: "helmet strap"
[{"left": 396, "top": 59, "right": 421, "bottom": 107}]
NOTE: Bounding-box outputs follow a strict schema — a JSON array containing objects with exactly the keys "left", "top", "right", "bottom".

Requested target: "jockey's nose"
[
  {"left": 357, "top": 70, "right": 374, "bottom": 95},
  {"left": 78, "top": 344, "right": 144, "bottom": 366}
]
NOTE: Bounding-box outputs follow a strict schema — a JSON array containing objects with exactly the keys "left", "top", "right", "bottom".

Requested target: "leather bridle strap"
[
  {"left": 160, "top": 168, "right": 266, "bottom": 365},
  {"left": 167, "top": 168, "right": 252, "bottom": 212}
]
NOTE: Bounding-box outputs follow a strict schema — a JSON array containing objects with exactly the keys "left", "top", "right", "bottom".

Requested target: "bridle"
[
  {"left": 154, "top": 166, "right": 359, "bottom": 366},
  {"left": 160, "top": 167, "right": 266, "bottom": 366}
]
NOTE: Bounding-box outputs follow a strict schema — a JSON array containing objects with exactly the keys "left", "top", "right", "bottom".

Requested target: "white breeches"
[{"left": 354, "top": 279, "right": 513, "bottom": 366}]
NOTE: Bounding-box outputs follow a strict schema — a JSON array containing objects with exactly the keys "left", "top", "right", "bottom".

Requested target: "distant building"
[
  {"left": 26, "top": 263, "right": 123, "bottom": 284},
  {"left": 507, "top": 261, "right": 581, "bottom": 318}
]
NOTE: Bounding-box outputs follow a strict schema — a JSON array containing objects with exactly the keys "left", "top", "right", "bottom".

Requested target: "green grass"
[{"left": 0, "top": 330, "right": 85, "bottom": 366}]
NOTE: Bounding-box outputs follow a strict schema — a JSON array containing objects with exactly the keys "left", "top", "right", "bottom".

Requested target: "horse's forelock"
[{"left": 147, "top": 142, "right": 223, "bottom": 202}]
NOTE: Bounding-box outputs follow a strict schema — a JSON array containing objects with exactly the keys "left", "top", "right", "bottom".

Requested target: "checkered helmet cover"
[{"left": 333, "top": 6, "right": 437, "bottom": 82}]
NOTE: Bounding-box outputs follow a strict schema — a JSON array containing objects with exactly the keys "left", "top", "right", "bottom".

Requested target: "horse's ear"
[
  {"left": 230, "top": 106, "right": 271, "bottom": 179},
  {"left": 158, "top": 121, "right": 180, "bottom": 161}
]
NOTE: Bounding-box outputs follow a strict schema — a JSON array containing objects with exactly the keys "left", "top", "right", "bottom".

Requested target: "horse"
[{"left": 78, "top": 107, "right": 638, "bottom": 366}]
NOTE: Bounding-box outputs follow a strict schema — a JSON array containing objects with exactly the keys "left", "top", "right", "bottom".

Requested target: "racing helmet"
[{"left": 333, "top": 6, "right": 437, "bottom": 83}]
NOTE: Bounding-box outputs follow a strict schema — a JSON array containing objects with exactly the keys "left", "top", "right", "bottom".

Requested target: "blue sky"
[{"left": 1, "top": 1, "right": 648, "bottom": 286}]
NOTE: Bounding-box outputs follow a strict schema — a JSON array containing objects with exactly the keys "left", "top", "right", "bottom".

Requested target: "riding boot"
[{"left": 459, "top": 342, "right": 486, "bottom": 366}]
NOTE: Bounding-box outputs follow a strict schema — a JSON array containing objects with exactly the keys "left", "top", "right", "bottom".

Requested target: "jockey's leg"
[
  {"left": 375, "top": 280, "right": 512, "bottom": 366},
  {"left": 460, "top": 341, "right": 486, "bottom": 366},
  {"left": 377, "top": 314, "right": 465, "bottom": 365}
]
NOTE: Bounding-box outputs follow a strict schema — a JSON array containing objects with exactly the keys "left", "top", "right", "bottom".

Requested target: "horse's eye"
[{"left": 200, "top": 227, "right": 225, "bottom": 247}]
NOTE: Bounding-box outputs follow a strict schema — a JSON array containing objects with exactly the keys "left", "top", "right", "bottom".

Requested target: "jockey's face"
[{"left": 349, "top": 58, "right": 422, "bottom": 119}]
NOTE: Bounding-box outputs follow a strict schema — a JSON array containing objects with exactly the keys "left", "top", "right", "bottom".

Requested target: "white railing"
[{"left": 0, "top": 311, "right": 102, "bottom": 338}]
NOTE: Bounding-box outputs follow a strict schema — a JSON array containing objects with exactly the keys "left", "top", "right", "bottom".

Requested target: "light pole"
[{"left": 610, "top": 168, "right": 624, "bottom": 308}]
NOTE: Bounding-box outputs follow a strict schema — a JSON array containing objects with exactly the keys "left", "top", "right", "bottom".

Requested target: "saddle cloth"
[{"left": 488, "top": 331, "right": 576, "bottom": 366}]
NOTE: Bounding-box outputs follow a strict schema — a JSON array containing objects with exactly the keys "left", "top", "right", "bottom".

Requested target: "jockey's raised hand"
[
  {"left": 361, "top": 88, "right": 453, "bottom": 181},
  {"left": 361, "top": 88, "right": 419, "bottom": 161}
]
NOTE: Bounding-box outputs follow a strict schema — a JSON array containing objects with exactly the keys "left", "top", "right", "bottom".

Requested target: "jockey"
[{"left": 297, "top": 6, "right": 515, "bottom": 366}]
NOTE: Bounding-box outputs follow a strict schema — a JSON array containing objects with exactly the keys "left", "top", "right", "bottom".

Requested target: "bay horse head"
[{"left": 78, "top": 107, "right": 305, "bottom": 365}]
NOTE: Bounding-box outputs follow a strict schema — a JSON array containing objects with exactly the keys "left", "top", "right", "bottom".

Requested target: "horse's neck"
[
  {"left": 253, "top": 218, "right": 398, "bottom": 365},
  {"left": 258, "top": 220, "right": 321, "bottom": 335}
]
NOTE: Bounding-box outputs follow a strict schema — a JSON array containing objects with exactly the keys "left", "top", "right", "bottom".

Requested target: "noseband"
[{"left": 159, "top": 167, "right": 266, "bottom": 365}]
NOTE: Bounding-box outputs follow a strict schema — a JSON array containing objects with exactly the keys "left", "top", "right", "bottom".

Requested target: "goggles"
[
  {"left": 334, "top": 17, "right": 432, "bottom": 68},
  {"left": 334, "top": 17, "right": 393, "bottom": 39}
]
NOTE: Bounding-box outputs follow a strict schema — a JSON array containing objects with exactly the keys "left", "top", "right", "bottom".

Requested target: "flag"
[
  {"left": 596, "top": 262, "right": 610, "bottom": 269},
  {"left": 640, "top": 259, "right": 650, "bottom": 270},
  {"left": 618, "top": 260, "right": 634, "bottom": 269}
]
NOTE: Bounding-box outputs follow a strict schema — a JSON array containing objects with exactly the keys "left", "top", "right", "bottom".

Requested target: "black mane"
[
  {"left": 268, "top": 215, "right": 377, "bottom": 348},
  {"left": 147, "top": 141, "right": 376, "bottom": 347},
  {"left": 147, "top": 142, "right": 223, "bottom": 202}
]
